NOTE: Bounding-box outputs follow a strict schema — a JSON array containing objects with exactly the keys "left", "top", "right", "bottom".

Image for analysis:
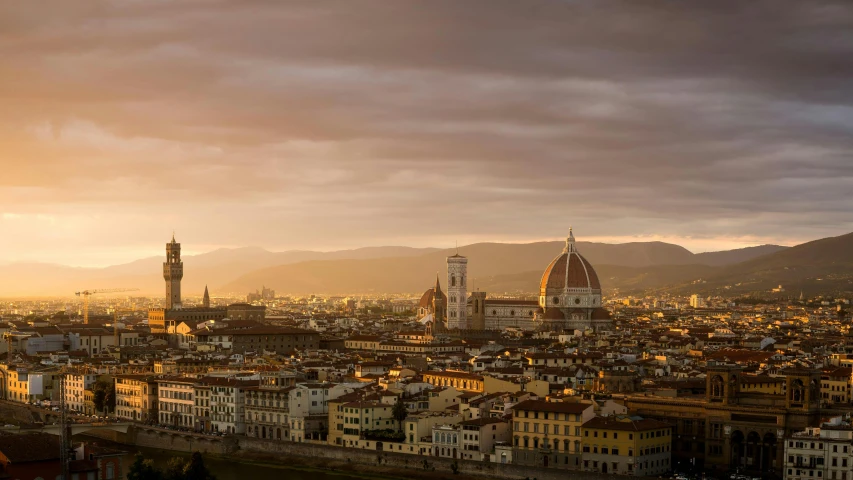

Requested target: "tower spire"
[
  {"left": 435, "top": 273, "right": 442, "bottom": 293},
  {"left": 203, "top": 285, "right": 210, "bottom": 308}
]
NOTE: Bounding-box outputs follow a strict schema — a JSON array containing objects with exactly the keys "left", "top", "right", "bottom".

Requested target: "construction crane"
[
  {"left": 75, "top": 288, "right": 139, "bottom": 324},
  {"left": 3, "top": 331, "right": 29, "bottom": 364}
]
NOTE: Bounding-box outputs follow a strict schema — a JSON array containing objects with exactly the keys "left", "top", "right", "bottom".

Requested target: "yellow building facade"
[
  {"left": 510, "top": 399, "right": 595, "bottom": 469},
  {"left": 581, "top": 415, "right": 672, "bottom": 476}
]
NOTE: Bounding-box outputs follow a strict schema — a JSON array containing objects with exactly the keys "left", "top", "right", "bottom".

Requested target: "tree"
[
  {"left": 163, "top": 457, "right": 187, "bottom": 480},
  {"left": 392, "top": 396, "right": 408, "bottom": 432},
  {"left": 92, "top": 380, "right": 116, "bottom": 414},
  {"left": 127, "top": 453, "right": 163, "bottom": 480},
  {"left": 93, "top": 386, "right": 106, "bottom": 413},
  {"left": 104, "top": 382, "right": 116, "bottom": 413},
  {"left": 183, "top": 452, "right": 216, "bottom": 480}
]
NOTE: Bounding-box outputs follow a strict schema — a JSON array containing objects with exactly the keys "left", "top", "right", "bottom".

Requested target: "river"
[{"left": 75, "top": 435, "right": 375, "bottom": 480}]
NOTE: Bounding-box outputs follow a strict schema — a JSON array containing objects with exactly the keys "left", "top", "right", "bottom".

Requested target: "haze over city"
[
  {"left": 3, "top": 1, "right": 853, "bottom": 267},
  {"left": 5, "top": 3, "right": 853, "bottom": 480}
]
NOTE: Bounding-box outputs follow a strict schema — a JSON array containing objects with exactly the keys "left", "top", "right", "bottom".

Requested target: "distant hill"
[
  {"left": 0, "top": 246, "right": 439, "bottom": 297},
  {"left": 472, "top": 264, "right": 719, "bottom": 295},
  {"left": 658, "top": 232, "right": 853, "bottom": 296},
  {"left": 0, "top": 236, "right": 810, "bottom": 298},
  {"left": 694, "top": 244, "right": 788, "bottom": 266},
  {"left": 218, "top": 240, "right": 778, "bottom": 296}
]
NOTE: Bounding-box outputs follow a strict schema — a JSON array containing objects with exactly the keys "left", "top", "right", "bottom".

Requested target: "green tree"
[
  {"left": 93, "top": 385, "right": 106, "bottom": 413},
  {"left": 392, "top": 397, "right": 408, "bottom": 432},
  {"left": 163, "top": 456, "right": 187, "bottom": 480},
  {"left": 92, "top": 380, "right": 116, "bottom": 414},
  {"left": 127, "top": 452, "right": 163, "bottom": 480},
  {"left": 183, "top": 452, "right": 216, "bottom": 480},
  {"left": 104, "top": 382, "right": 116, "bottom": 413}
]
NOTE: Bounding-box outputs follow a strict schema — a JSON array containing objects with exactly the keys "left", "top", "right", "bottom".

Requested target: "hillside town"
[{"left": 0, "top": 234, "right": 851, "bottom": 480}]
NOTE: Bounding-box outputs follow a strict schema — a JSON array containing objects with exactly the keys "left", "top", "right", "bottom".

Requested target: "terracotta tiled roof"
[{"left": 0, "top": 433, "right": 60, "bottom": 462}]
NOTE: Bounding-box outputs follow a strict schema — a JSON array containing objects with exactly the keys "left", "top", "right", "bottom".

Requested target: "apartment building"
[
  {"left": 67, "top": 328, "right": 116, "bottom": 356},
  {"left": 83, "top": 389, "right": 96, "bottom": 416},
  {"left": 115, "top": 374, "right": 158, "bottom": 422},
  {"left": 245, "top": 372, "right": 297, "bottom": 441},
  {"left": 459, "top": 417, "right": 511, "bottom": 461},
  {"left": 820, "top": 367, "right": 852, "bottom": 406},
  {"left": 288, "top": 383, "right": 349, "bottom": 442},
  {"left": 402, "top": 411, "right": 463, "bottom": 456},
  {"left": 784, "top": 420, "right": 853, "bottom": 480},
  {"left": 581, "top": 415, "right": 672, "bottom": 476},
  {"left": 510, "top": 399, "right": 595, "bottom": 469},
  {"left": 5, "top": 368, "right": 44, "bottom": 403},
  {"left": 338, "top": 400, "right": 395, "bottom": 448},
  {"left": 193, "top": 383, "right": 211, "bottom": 432},
  {"left": 204, "top": 376, "right": 258, "bottom": 434},
  {"left": 157, "top": 377, "right": 195, "bottom": 428},
  {"left": 433, "top": 423, "right": 461, "bottom": 458},
  {"left": 65, "top": 373, "right": 97, "bottom": 412}
]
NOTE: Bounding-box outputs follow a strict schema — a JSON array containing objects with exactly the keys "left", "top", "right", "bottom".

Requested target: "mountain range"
[
  {"left": 218, "top": 242, "right": 793, "bottom": 296},
  {"left": 0, "top": 237, "right": 819, "bottom": 297}
]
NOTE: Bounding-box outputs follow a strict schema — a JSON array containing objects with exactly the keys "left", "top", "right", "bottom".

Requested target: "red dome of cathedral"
[{"left": 539, "top": 229, "right": 601, "bottom": 294}]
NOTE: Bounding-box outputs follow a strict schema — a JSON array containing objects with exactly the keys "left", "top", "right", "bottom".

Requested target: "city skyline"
[{"left": 2, "top": 1, "right": 853, "bottom": 267}]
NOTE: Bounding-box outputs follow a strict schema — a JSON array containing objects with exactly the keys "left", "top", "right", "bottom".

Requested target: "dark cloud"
[{"left": 1, "top": 0, "right": 852, "bottom": 265}]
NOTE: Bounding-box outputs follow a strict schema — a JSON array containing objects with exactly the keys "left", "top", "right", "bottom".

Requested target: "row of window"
[
  {"left": 514, "top": 421, "right": 580, "bottom": 436},
  {"left": 585, "top": 429, "right": 667, "bottom": 440},
  {"left": 516, "top": 410, "right": 582, "bottom": 421},
  {"left": 789, "top": 441, "right": 850, "bottom": 453}
]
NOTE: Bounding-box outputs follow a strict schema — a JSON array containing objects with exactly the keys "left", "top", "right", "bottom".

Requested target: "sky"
[{"left": 1, "top": 0, "right": 853, "bottom": 267}]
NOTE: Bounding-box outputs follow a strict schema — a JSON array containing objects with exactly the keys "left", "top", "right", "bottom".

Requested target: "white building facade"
[
  {"left": 65, "top": 373, "right": 97, "bottom": 413},
  {"left": 157, "top": 378, "right": 195, "bottom": 428}
]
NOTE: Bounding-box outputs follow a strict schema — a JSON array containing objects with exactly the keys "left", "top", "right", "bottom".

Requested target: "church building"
[{"left": 417, "top": 228, "right": 612, "bottom": 333}]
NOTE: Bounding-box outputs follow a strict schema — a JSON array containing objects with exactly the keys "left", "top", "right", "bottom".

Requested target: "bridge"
[{"left": 0, "top": 422, "right": 132, "bottom": 436}]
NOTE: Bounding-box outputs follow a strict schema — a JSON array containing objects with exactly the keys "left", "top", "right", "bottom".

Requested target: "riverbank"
[
  {"left": 78, "top": 435, "right": 486, "bottom": 480},
  {"left": 83, "top": 426, "right": 633, "bottom": 480},
  {"left": 226, "top": 449, "right": 490, "bottom": 480}
]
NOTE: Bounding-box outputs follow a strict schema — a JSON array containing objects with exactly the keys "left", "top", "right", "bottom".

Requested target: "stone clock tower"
[{"left": 164, "top": 234, "right": 183, "bottom": 309}]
